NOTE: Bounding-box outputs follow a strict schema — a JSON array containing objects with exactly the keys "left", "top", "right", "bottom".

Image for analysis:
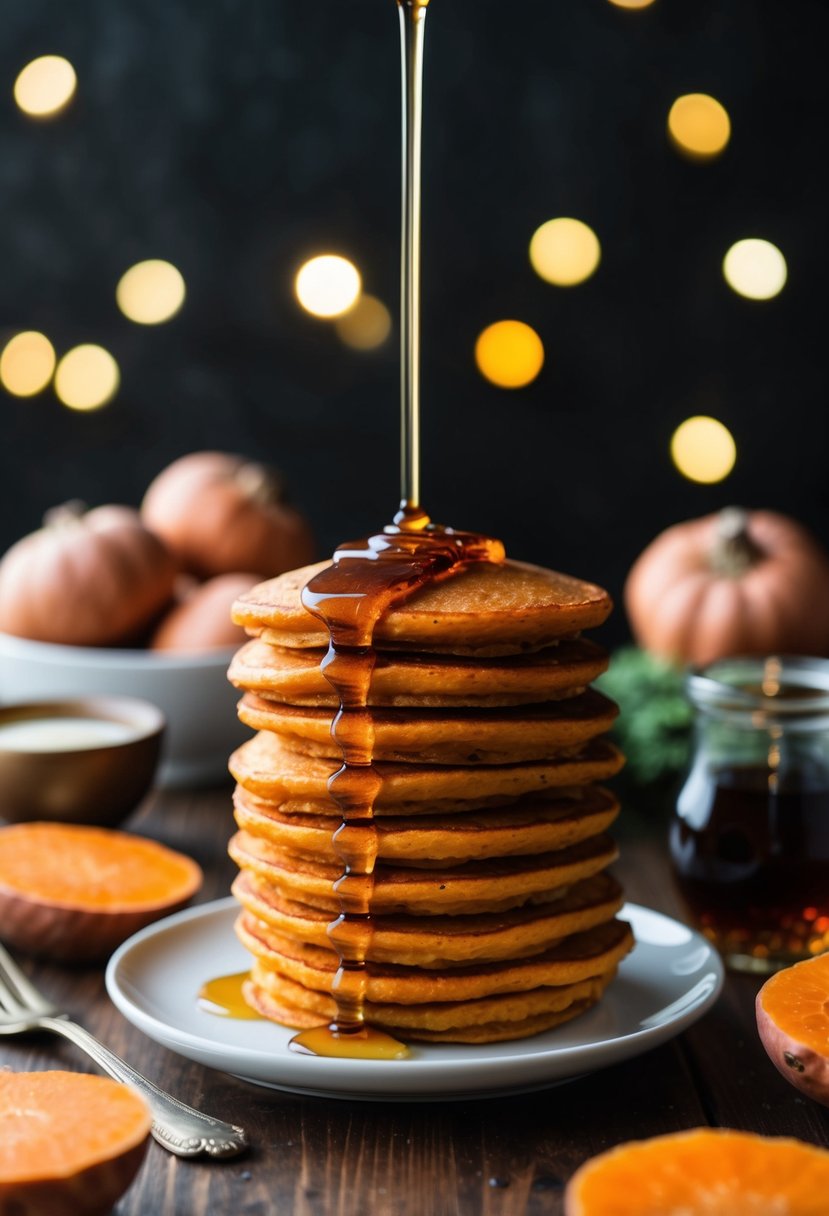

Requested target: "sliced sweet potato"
[
  {"left": 756, "top": 952, "right": 829, "bottom": 1106},
  {"left": 0, "top": 1070, "right": 151, "bottom": 1216},
  {"left": 0, "top": 822, "right": 202, "bottom": 962},
  {"left": 564, "top": 1127, "right": 829, "bottom": 1215}
]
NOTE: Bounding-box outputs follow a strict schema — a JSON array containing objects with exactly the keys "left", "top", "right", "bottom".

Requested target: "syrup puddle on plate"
[
  {"left": 198, "top": 971, "right": 263, "bottom": 1020},
  {"left": 199, "top": 972, "right": 411, "bottom": 1058}
]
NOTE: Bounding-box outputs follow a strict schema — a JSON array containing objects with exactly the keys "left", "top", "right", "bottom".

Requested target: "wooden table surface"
[{"left": 3, "top": 786, "right": 828, "bottom": 1216}]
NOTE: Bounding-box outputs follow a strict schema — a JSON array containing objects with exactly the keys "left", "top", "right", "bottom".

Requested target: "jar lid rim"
[{"left": 687, "top": 655, "right": 829, "bottom": 717}]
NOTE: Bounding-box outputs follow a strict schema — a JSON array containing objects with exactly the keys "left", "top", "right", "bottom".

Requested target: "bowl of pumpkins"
[{"left": 0, "top": 451, "right": 315, "bottom": 788}]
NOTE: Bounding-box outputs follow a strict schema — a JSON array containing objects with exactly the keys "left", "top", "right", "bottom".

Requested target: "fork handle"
[{"left": 39, "top": 1016, "right": 247, "bottom": 1158}]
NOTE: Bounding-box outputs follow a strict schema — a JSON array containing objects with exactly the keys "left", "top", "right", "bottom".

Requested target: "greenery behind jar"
[{"left": 596, "top": 647, "right": 693, "bottom": 827}]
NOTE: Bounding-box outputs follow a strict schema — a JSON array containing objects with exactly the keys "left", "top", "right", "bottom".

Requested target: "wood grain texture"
[{"left": 1, "top": 790, "right": 827, "bottom": 1216}]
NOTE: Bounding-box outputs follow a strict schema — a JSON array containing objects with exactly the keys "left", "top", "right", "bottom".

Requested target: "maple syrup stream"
[
  {"left": 288, "top": 1, "right": 504, "bottom": 1058},
  {"left": 200, "top": 1, "right": 503, "bottom": 1058}
]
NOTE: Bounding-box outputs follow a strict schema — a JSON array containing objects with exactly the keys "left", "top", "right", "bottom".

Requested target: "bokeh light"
[
  {"left": 607, "top": 0, "right": 657, "bottom": 8},
  {"left": 295, "top": 255, "right": 361, "bottom": 318},
  {"left": 0, "top": 332, "right": 56, "bottom": 397},
  {"left": 116, "top": 260, "right": 186, "bottom": 325},
  {"left": 723, "top": 239, "right": 787, "bottom": 300},
  {"left": 335, "top": 294, "right": 392, "bottom": 350},
  {"left": 671, "top": 416, "right": 736, "bottom": 484},
  {"left": 54, "top": 345, "right": 120, "bottom": 411},
  {"left": 14, "top": 56, "right": 76, "bottom": 118},
  {"left": 529, "top": 218, "right": 601, "bottom": 287},
  {"left": 668, "top": 94, "right": 731, "bottom": 159},
  {"left": 475, "top": 321, "right": 544, "bottom": 389}
]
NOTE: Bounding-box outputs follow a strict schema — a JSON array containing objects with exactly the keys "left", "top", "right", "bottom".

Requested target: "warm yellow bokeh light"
[
  {"left": 723, "top": 239, "right": 787, "bottom": 301},
  {"left": 475, "top": 320, "right": 545, "bottom": 389},
  {"left": 335, "top": 294, "right": 392, "bottom": 351},
  {"left": 668, "top": 94, "right": 731, "bottom": 159},
  {"left": 0, "top": 332, "right": 56, "bottom": 397},
  {"left": 607, "top": 0, "right": 657, "bottom": 8},
  {"left": 671, "top": 416, "right": 736, "bottom": 484},
  {"left": 54, "top": 345, "right": 119, "bottom": 411},
  {"left": 529, "top": 218, "right": 601, "bottom": 287},
  {"left": 14, "top": 56, "right": 77, "bottom": 118},
  {"left": 116, "top": 259, "right": 186, "bottom": 325},
  {"left": 295, "top": 255, "right": 361, "bottom": 318}
]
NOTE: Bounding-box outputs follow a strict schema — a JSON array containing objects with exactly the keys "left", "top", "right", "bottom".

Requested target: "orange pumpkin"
[
  {"left": 141, "top": 451, "right": 315, "bottom": 579},
  {"left": 0, "top": 502, "right": 177, "bottom": 646},
  {"left": 150, "top": 571, "right": 258, "bottom": 651},
  {"left": 624, "top": 507, "right": 829, "bottom": 666}
]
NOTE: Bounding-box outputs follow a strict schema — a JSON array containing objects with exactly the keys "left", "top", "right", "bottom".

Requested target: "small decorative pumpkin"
[
  {"left": 0, "top": 501, "right": 177, "bottom": 646},
  {"left": 624, "top": 507, "right": 829, "bottom": 666},
  {"left": 141, "top": 451, "right": 315, "bottom": 579},
  {"left": 150, "top": 572, "right": 258, "bottom": 651}
]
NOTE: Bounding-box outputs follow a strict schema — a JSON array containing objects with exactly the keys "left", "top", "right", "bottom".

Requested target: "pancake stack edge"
[{"left": 227, "top": 557, "right": 633, "bottom": 1044}]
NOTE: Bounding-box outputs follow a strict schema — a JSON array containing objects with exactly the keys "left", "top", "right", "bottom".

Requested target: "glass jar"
[{"left": 670, "top": 655, "right": 829, "bottom": 973}]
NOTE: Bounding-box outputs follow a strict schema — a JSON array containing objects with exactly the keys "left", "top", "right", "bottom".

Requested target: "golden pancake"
[
  {"left": 228, "top": 636, "right": 609, "bottom": 707},
  {"left": 230, "top": 730, "right": 625, "bottom": 813},
  {"left": 391, "top": 1005, "right": 598, "bottom": 1043},
  {"left": 229, "top": 829, "right": 618, "bottom": 915},
  {"left": 231, "top": 784, "right": 620, "bottom": 862},
  {"left": 228, "top": 542, "right": 626, "bottom": 1047},
  {"left": 232, "top": 870, "right": 625, "bottom": 965},
  {"left": 242, "top": 972, "right": 604, "bottom": 1042},
  {"left": 233, "top": 559, "right": 612, "bottom": 655},
  {"left": 237, "top": 911, "right": 633, "bottom": 1002},
  {"left": 244, "top": 962, "right": 615, "bottom": 1037},
  {"left": 236, "top": 690, "right": 618, "bottom": 765}
]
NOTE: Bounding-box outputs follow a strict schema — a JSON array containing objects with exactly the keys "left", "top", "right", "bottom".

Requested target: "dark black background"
[{"left": 1, "top": 0, "right": 827, "bottom": 645}]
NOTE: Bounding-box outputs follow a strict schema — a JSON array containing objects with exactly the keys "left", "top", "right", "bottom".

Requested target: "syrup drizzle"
[
  {"left": 285, "top": 1, "right": 507, "bottom": 1060},
  {"left": 290, "top": 515, "right": 503, "bottom": 1058},
  {"left": 398, "top": 0, "right": 430, "bottom": 510},
  {"left": 198, "top": 972, "right": 263, "bottom": 1020}
]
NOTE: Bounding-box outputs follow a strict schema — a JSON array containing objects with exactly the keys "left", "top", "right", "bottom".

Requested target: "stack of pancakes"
[{"left": 227, "top": 557, "right": 632, "bottom": 1043}]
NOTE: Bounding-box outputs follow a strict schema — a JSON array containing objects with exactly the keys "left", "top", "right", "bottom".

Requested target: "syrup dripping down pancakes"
[{"left": 227, "top": 549, "right": 632, "bottom": 1046}]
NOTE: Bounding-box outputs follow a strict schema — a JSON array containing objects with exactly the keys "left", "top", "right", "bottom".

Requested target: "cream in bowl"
[
  {"left": 0, "top": 697, "right": 164, "bottom": 827},
  {"left": 0, "top": 633, "right": 249, "bottom": 787},
  {"left": 0, "top": 716, "right": 138, "bottom": 750}
]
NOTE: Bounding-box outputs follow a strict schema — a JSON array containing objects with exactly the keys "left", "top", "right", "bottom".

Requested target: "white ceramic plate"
[{"left": 106, "top": 898, "right": 723, "bottom": 1101}]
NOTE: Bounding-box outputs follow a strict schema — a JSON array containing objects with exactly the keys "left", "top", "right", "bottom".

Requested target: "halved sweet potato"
[
  {"left": 0, "top": 1070, "right": 151, "bottom": 1216},
  {"left": 756, "top": 952, "right": 829, "bottom": 1106},
  {"left": 0, "top": 822, "right": 202, "bottom": 962},
  {"left": 564, "top": 1127, "right": 829, "bottom": 1215}
]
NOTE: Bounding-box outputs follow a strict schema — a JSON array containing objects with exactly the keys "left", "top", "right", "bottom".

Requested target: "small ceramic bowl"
[
  {"left": 0, "top": 697, "right": 165, "bottom": 826},
  {"left": 0, "top": 633, "right": 249, "bottom": 788}
]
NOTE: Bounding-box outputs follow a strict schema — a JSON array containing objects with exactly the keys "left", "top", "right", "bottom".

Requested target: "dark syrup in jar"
[{"left": 671, "top": 763, "right": 829, "bottom": 967}]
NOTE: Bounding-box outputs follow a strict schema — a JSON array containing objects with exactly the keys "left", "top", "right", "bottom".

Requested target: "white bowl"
[{"left": 0, "top": 633, "right": 249, "bottom": 788}]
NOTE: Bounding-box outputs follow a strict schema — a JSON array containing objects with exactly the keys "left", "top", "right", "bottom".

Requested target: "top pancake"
[{"left": 232, "top": 559, "right": 612, "bottom": 656}]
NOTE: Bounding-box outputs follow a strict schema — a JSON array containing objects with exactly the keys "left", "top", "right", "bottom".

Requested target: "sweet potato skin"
[
  {"left": 0, "top": 889, "right": 195, "bottom": 962},
  {"left": 756, "top": 990, "right": 829, "bottom": 1107},
  {"left": 0, "top": 1071, "right": 151, "bottom": 1216},
  {"left": 0, "top": 822, "right": 203, "bottom": 962}
]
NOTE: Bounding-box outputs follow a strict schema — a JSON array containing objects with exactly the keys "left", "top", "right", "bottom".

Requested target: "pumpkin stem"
[
  {"left": 710, "top": 507, "right": 764, "bottom": 577},
  {"left": 234, "top": 462, "right": 286, "bottom": 507},
  {"left": 43, "top": 500, "right": 88, "bottom": 530}
]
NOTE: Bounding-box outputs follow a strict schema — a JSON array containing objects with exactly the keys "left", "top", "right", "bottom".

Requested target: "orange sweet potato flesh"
[
  {"left": 0, "top": 822, "right": 203, "bottom": 962},
  {"left": 0, "top": 1070, "right": 151, "bottom": 1216},
  {"left": 564, "top": 1127, "right": 829, "bottom": 1215},
  {"left": 756, "top": 953, "right": 829, "bottom": 1106}
]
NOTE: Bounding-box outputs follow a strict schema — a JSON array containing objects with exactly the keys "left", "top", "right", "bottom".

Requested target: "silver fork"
[{"left": 0, "top": 941, "right": 247, "bottom": 1159}]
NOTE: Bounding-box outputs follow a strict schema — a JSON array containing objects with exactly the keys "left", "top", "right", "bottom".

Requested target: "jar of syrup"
[{"left": 670, "top": 655, "right": 829, "bottom": 973}]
